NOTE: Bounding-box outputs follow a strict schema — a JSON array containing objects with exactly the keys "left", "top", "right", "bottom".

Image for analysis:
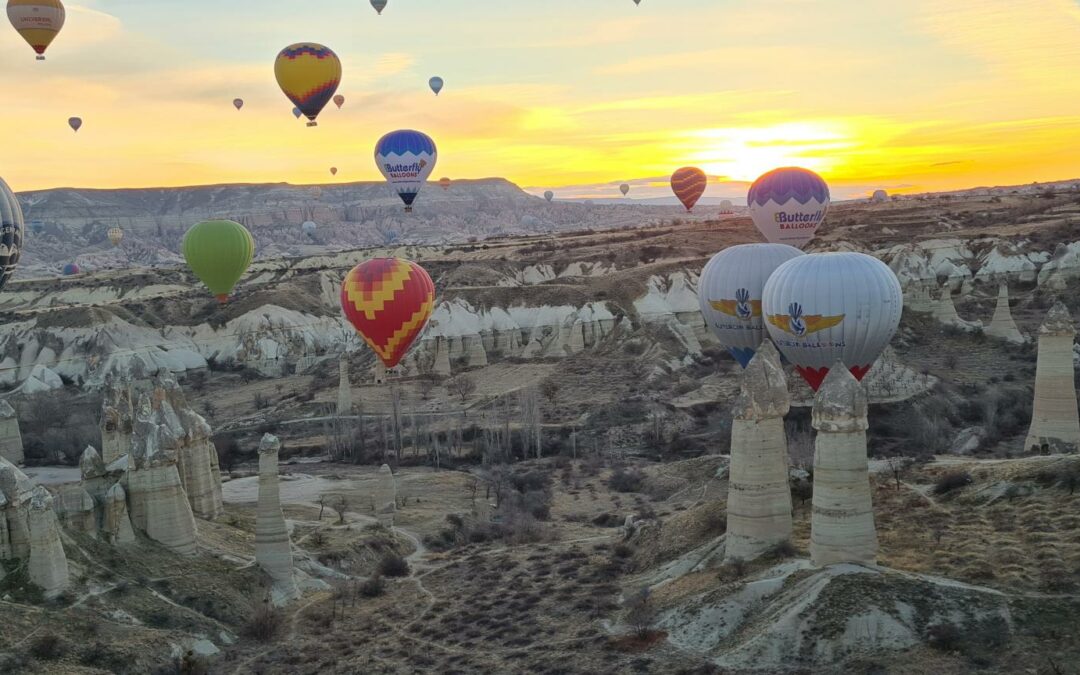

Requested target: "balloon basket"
[
  {"left": 215, "top": 294, "right": 229, "bottom": 304},
  {"left": 404, "top": 206, "right": 413, "bottom": 213},
  {"left": 36, "top": 55, "right": 45, "bottom": 61},
  {"left": 306, "top": 121, "right": 317, "bottom": 127}
]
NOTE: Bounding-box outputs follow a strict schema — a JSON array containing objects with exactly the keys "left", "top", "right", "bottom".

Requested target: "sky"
[{"left": 3, "top": 0, "right": 1080, "bottom": 200}]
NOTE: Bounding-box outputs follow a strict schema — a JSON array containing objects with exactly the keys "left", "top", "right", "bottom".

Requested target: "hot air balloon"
[
  {"left": 291, "top": 107, "right": 303, "bottom": 119},
  {"left": 762, "top": 252, "right": 902, "bottom": 391},
  {"left": 341, "top": 258, "right": 435, "bottom": 368},
  {"left": 871, "top": 189, "right": 888, "bottom": 204},
  {"left": 330, "top": 167, "right": 338, "bottom": 176},
  {"left": 375, "top": 129, "right": 437, "bottom": 213},
  {"left": 233, "top": 98, "right": 244, "bottom": 111},
  {"left": 620, "top": 183, "right": 630, "bottom": 197},
  {"left": 107, "top": 226, "right": 123, "bottom": 247},
  {"left": 29, "top": 220, "right": 43, "bottom": 235},
  {"left": 429, "top": 77, "right": 444, "bottom": 96},
  {"left": 68, "top": 117, "right": 81, "bottom": 132},
  {"left": 62, "top": 262, "right": 79, "bottom": 276},
  {"left": 748, "top": 167, "right": 830, "bottom": 249},
  {"left": 671, "top": 167, "right": 706, "bottom": 212},
  {"left": 439, "top": 177, "right": 450, "bottom": 191},
  {"left": 275, "top": 43, "right": 341, "bottom": 127},
  {"left": 333, "top": 94, "right": 345, "bottom": 109},
  {"left": 633, "top": 0, "right": 641, "bottom": 4},
  {"left": 302, "top": 220, "right": 317, "bottom": 235},
  {"left": 698, "top": 244, "right": 804, "bottom": 368},
  {"left": 719, "top": 199, "right": 734, "bottom": 215},
  {"left": 0, "top": 177, "right": 24, "bottom": 291},
  {"left": 182, "top": 219, "right": 255, "bottom": 304},
  {"left": 544, "top": 191, "right": 554, "bottom": 203},
  {"left": 371, "top": 0, "right": 387, "bottom": 14},
  {"left": 7, "top": 0, "right": 64, "bottom": 61}
]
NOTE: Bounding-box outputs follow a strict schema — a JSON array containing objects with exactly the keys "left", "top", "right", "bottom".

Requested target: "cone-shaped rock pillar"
[
  {"left": 375, "top": 464, "right": 397, "bottom": 528},
  {"left": 255, "top": 433, "right": 298, "bottom": 602},
  {"left": 725, "top": 340, "right": 793, "bottom": 562},
  {"left": 1024, "top": 302, "right": 1080, "bottom": 453},
  {"left": 985, "top": 283, "right": 1025, "bottom": 344},
  {"left": 104, "top": 483, "right": 136, "bottom": 544},
  {"left": 27, "top": 486, "right": 70, "bottom": 598},
  {"left": 810, "top": 364, "right": 878, "bottom": 567},
  {"left": 0, "top": 401, "right": 24, "bottom": 465},
  {"left": 433, "top": 338, "right": 452, "bottom": 377},
  {"left": 465, "top": 334, "right": 489, "bottom": 368},
  {"left": 100, "top": 377, "right": 135, "bottom": 466},
  {"left": 373, "top": 360, "right": 387, "bottom": 385},
  {"left": 337, "top": 355, "right": 353, "bottom": 415}
]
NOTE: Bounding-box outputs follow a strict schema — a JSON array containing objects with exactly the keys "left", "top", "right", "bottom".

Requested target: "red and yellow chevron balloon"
[
  {"left": 671, "top": 166, "right": 707, "bottom": 212},
  {"left": 274, "top": 43, "right": 341, "bottom": 127},
  {"left": 341, "top": 258, "right": 435, "bottom": 368}
]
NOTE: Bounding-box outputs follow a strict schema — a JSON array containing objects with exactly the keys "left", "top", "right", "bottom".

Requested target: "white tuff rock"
[
  {"left": 984, "top": 283, "right": 1025, "bottom": 344},
  {"left": 28, "top": 486, "right": 70, "bottom": 597},
  {"left": 1024, "top": 302, "right": 1080, "bottom": 453},
  {"left": 0, "top": 401, "right": 24, "bottom": 465},
  {"left": 810, "top": 365, "right": 878, "bottom": 566},
  {"left": 255, "top": 434, "right": 299, "bottom": 603},
  {"left": 103, "top": 483, "right": 136, "bottom": 544},
  {"left": 337, "top": 355, "right": 353, "bottom": 415},
  {"left": 375, "top": 464, "right": 397, "bottom": 528}
]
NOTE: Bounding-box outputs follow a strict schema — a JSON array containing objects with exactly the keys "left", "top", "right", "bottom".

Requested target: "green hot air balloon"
[{"left": 182, "top": 219, "right": 254, "bottom": 303}]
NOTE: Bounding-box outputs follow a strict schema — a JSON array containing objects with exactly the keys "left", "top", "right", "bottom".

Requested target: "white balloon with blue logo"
[
  {"left": 698, "top": 243, "right": 804, "bottom": 368},
  {"left": 375, "top": 129, "right": 438, "bottom": 213}
]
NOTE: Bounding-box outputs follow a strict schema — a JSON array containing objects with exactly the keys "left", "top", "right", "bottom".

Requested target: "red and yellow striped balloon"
[
  {"left": 671, "top": 166, "right": 707, "bottom": 212},
  {"left": 341, "top": 258, "right": 435, "bottom": 368}
]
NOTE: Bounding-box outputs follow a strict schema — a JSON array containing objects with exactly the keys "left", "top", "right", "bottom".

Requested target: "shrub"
[
  {"left": 764, "top": 540, "right": 798, "bottom": 560},
  {"left": 608, "top": 468, "right": 645, "bottom": 493},
  {"left": 244, "top": 602, "right": 283, "bottom": 642},
  {"left": 360, "top": 576, "right": 386, "bottom": 597},
  {"left": 28, "top": 634, "right": 66, "bottom": 660},
  {"left": 378, "top": 553, "right": 410, "bottom": 578},
  {"left": 926, "top": 623, "right": 964, "bottom": 652},
  {"left": 933, "top": 471, "right": 973, "bottom": 495}
]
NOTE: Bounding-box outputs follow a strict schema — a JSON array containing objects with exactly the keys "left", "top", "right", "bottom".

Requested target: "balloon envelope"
[
  {"left": 302, "top": 220, "right": 317, "bottom": 235},
  {"left": 7, "top": 0, "right": 64, "bottom": 60},
  {"left": 429, "top": 76, "right": 444, "bottom": 96},
  {"left": 544, "top": 191, "right": 554, "bottom": 202},
  {"left": 62, "top": 262, "right": 79, "bottom": 276},
  {"left": 333, "top": 94, "right": 345, "bottom": 109},
  {"left": 371, "top": 0, "right": 387, "bottom": 14},
  {"left": 671, "top": 167, "right": 706, "bottom": 212},
  {"left": 375, "top": 129, "right": 437, "bottom": 212},
  {"left": 620, "top": 183, "right": 630, "bottom": 196},
  {"left": 719, "top": 199, "right": 734, "bottom": 214},
  {"left": 0, "top": 176, "right": 25, "bottom": 291},
  {"left": 107, "top": 226, "right": 123, "bottom": 247},
  {"left": 762, "top": 252, "right": 902, "bottom": 390},
  {"left": 233, "top": 98, "right": 244, "bottom": 110},
  {"left": 68, "top": 117, "right": 81, "bottom": 132},
  {"left": 292, "top": 107, "right": 302, "bottom": 119},
  {"left": 748, "top": 167, "right": 830, "bottom": 249},
  {"left": 182, "top": 219, "right": 255, "bottom": 303},
  {"left": 341, "top": 258, "right": 435, "bottom": 368},
  {"left": 330, "top": 167, "right": 338, "bottom": 176},
  {"left": 275, "top": 43, "right": 341, "bottom": 127},
  {"left": 698, "top": 243, "right": 805, "bottom": 368},
  {"left": 439, "top": 177, "right": 450, "bottom": 191}
]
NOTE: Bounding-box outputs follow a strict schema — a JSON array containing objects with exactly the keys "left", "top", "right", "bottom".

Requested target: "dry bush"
[
  {"left": 27, "top": 633, "right": 65, "bottom": 661},
  {"left": 244, "top": 602, "right": 283, "bottom": 642},
  {"left": 933, "top": 471, "right": 973, "bottom": 495},
  {"left": 608, "top": 468, "right": 645, "bottom": 493},
  {"left": 378, "top": 553, "right": 410, "bottom": 578}
]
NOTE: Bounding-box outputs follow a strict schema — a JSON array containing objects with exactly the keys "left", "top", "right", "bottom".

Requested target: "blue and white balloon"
[
  {"left": 429, "top": 76, "right": 444, "bottom": 96},
  {"left": 375, "top": 129, "right": 438, "bottom": 212},
  {"left": 747, "top": 167, "right": 830, "bottom": 249}
]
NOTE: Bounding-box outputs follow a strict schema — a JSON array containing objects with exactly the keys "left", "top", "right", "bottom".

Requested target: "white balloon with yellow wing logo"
[
  {"left": 698, "top": 243, "right": 804, "bottom": 368},
  {"left": 761, "top": 252, "right": 902, "bottom": 391}
]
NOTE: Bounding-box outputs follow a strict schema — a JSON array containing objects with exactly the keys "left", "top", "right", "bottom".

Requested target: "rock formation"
[
  {"left": 373, "top": 360, "right": 387, "bottom": 385},
  {"left": 255, "top": 434, "right": 298, "bottom": 602},
  {"left": 127, "top": 395, "right": 198, "bottom": 556},
  {"left": 152, "top": 373, "right": 224, "bottom": 520},
  {"left": 0, "top": 401, "right": 24, "bottom": 465},
  {"left": 932, "top": 285, "right": 981, "bottom": 331},
  {"left": 724, "top": 341, "right": 793, "bottom": 562},
  {"left": 337, "top": 355, "right": 353, "bottom": 415},
  {"left": 27, "top": 486, "right": 70, "bottom": 598},
  {"left": 985, "top": 283, "right": 1025, "bottom": 344},
  {"left": 1024, "top": 302, "right": 1080, "bottom": 453},
  {"left": 100, "top": 376, "right": 135, "bottom": 465},
  {"left": 0, "top": 456, "right": 33, "bottom": 560},
  {"left": 103, "top": 483, "right": 136, "bottom": 544},
  {"left": 433, "top": 337, "right": 452, "bottom": 377},
  {"left": 375, "top": 464, "right": 397, "bottom": 528},
  {"left": 55, "top": 484, "right": 98, "bottom": 536},
  {"left": 810, "top": 365, "right": 878, "bottom": 566},
  {"left": 465, "top": 334, "right": 488, "bottom": 367}
]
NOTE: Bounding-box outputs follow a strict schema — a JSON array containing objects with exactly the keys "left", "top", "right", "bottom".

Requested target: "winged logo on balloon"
[
  {"left": 766, "top": 302, "right": 844, "bottom": 337},
  {"left": 710, "top": 288, "right": 761, "bottom": 322}
]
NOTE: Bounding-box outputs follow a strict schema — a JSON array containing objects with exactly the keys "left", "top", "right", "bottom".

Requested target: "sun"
[{"left": 683, "top": 122, "right": 850, "bottom": 182}]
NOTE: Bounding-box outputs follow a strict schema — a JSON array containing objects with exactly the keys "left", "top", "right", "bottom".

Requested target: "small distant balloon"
[
  {"left": 68, "top": 116, "right": 81, "bottom": 132},
  {"left": 7, "top": 0, "right": 65, "bottom": 61},
  {"left": 620, "top": 183, "right": 630, "bottom": 197},
  {"left": 544, "top": 191, "right": 554, "bottom": 203},
  {"left": 719, "top": 199, "right": 734, "bottom": 215},
  {"left": 275, "top": 43, "right": 342, "bottom": 127},
  {"left": 333, "top": 94, "right": 345, "bottom": 109},
  {"left": 633, "top": 0, "right": 641, "bottom": 4},
  {"left": 671, "top": 167, "right": 707, "bottom": 212},
  {"left": 292, "top": 107, "right": 302, "bottom": 119},
  {"left": 439, "top": 177, "right": 451, "bottom": 191},
  {"left": 429, "top": 77, "right": 444, "bottom": 96},
  {"left": 233, "top": 98, "right": 244, "bottom": 111},
  {"left": 62, "top": 262, "right": 80, "bottom": 276},
  {"left": 302, "top": 220, "right": 317, "bottom": 235},
  {"left": 371, "top": 0, "right": 387, "bottom": 14},
  {"left": 107, "top": 226, "right": 123, "bottom": 247},
  {"left": 330, "top": 167, "right": 338, "bottom": 176}
]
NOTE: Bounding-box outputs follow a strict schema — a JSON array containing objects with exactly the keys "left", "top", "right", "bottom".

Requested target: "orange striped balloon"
[
  {"left": 671, "top": 167, "right": 707, "bottom": 212},
  {"left": 341, "top": 258, "right": 435, "bottom": 368}
]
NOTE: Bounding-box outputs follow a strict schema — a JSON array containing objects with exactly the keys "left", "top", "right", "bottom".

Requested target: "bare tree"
[
  {"left": 333, "top": 495, "right": 349, "bottom": 525},
  {"left": 448, "top": 374, "right": 477, "bottom": 403},
  {"left": 321, "top": 404, "right": 358, "bottom": 462},
  {"left": 885, "top": 454, "right": 913, "bottom": 491},
  {"left": 623, "top": 587, "right": 656, "bottom": 639},
  {"left": 317, "top": 494, "right": 327, "bottom": 520},
  {"left": 540, "top": 380, "right": 560, "bottom": 408}
]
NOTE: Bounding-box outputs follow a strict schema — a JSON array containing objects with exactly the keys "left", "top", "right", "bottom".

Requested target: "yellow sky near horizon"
[{"left": 2, "top": 0, "right": 1079, "bottom": 200}]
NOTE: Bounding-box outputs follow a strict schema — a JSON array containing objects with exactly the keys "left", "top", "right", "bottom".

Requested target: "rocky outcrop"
[
  {"left": 55, "top": 484, "right": 98, "bottom": 536},
  {"left": 103, "top": 483, "right": 136, "bottom": 545},
  {"left": 152, "top": 373, "right": 223, "bottom": 520},
  {"left": 932, "top": 285, "right": 981, "bottom": 332},
  {"left": 255, "top": 434, "right": 298, "bottom": 603},
  {"left": 725, "top": 341, "right": 793, "bottom": 563},
  {"left": 810, "top": 365, "right": 878, "bottom": 566},
  {"left": 1024, "top": 302, "right": 1080, "bottom": 453},
  {"left": 0, "top": 401, "right": 24, "bottom": 465},
  {"left": 100, "top": 376, "right": 135, "bottom": 465},
  {"left": 432, "top": 337, "right": 452, "bottom": 377},
  {"left": 0, "top": 456, "right": 32, "bottom": 560},
  {"left": 337, "top": 355, "right": 353, "bottom": 415},
  {"left": 465, "top": 334, "right": 488, "bottom": 367},
  {"left": 985, "top": 283, "right": 1025, "bottom": 344},
  {"left": 127, "top": 396, "right": 198, "bottom": 556},
  {"left": 375, "top": 464, "right": 397, "bottom": 528},
  {"left": 27, "top": 486, "right": 70, "bottom": 598}
]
